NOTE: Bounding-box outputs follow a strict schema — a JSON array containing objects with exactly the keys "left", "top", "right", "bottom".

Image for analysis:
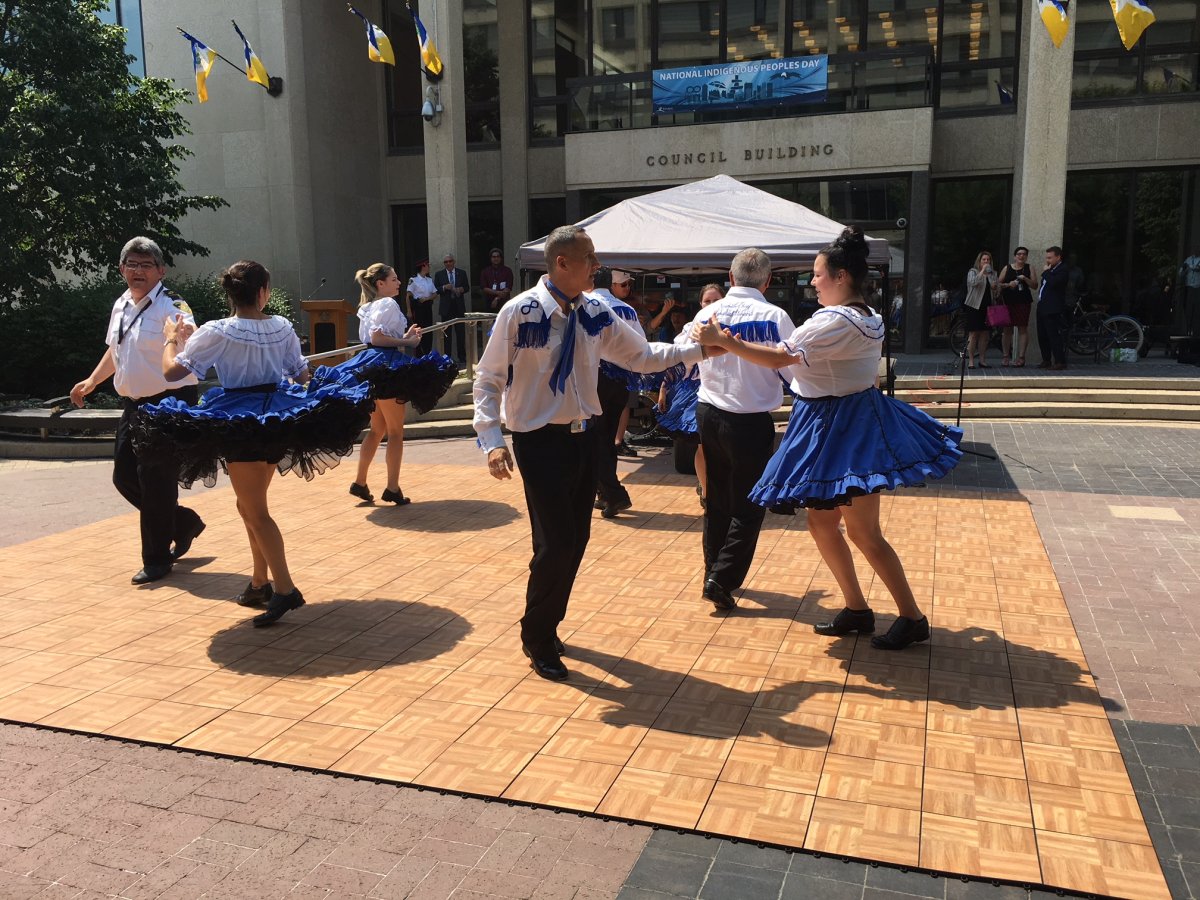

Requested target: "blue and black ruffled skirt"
[
  {"left": 750, "top": 387, "right": 962, "bottom": 510},
  {"left": 655, "top": 377, "right": 699, "bottom": 437},
  {"left": 330, "top": 346, "right": 457, "bottom": 414},
  {"left": 133, "top": 367, "right": 373, "bottom": 489}
]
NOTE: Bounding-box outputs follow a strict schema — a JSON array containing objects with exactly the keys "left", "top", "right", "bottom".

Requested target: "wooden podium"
[{"left": 301, "top": 298, "right": 357, "bottom": 363}]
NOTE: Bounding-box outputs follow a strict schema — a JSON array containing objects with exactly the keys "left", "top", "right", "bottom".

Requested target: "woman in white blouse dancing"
[{"left": 347, "top": 264, "right": 424, "bottom": 505}]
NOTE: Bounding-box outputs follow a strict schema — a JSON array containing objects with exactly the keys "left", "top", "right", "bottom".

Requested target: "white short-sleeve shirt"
[
  {"left": 175, "top": 316, "right": 308, "bottom": 389},
  {"left": 105, "top": 282, "right": 199, "bottom": 398},
  {"left": 781, "top": 305, "right": 884, "bottom": 398},
  {"left": 357, "top": 298, "right": 408, "bottom": 345}
]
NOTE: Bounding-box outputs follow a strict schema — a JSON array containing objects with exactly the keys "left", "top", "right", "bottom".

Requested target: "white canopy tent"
[{"left": 516, "top": 174, "right": 891, "bottom": 274}]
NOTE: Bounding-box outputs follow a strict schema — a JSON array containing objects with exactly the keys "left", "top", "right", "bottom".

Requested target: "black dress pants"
[
  {"left": 594, "top": 373, "right": 631, "bottom": 506},
  {"left": 1037, "top": 310, "right": 1067, "bottom": 365},
  {"left": 696, "top": 402, "right": 776, "bottom": 593},
  {"left": 411, "top": 298, "right": 435, "bottom": 355},
  {"left": 115, "top": 386, "right": 202, "bottom": 570},
  {"left": 511, "top": 424, "right": 599, "bottom": 655}
]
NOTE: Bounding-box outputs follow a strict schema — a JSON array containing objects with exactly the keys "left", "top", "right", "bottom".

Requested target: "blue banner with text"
[{"left": 652, "top": 56, "right": 828, "bottom": 114}]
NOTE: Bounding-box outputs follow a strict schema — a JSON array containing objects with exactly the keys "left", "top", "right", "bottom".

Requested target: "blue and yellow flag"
[
  {"left": 1110, "top": 0, "right": 1156, "bottom": 50},
  {"left": 179, "top": 30, "right": 218, "bottom": 103},
  {"left": 232, "top": 20, "right": 271, "bottom": 89},
  {"left": 348, "top": 6, "right": 396, "bottom": 65},
  {"left": 407, "top": 2, "right": 443, "bottom": 81},
  {"left": 1037, "top": 0, "right": 1070, "bottom": 47}
]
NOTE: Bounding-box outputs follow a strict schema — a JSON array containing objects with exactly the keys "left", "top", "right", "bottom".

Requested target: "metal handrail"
[{"left": 305, "top": 313, "right": 498, "bottom": 381}]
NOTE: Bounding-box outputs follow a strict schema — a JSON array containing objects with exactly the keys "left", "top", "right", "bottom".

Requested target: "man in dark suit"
[
  {"left": 434, "top": 253, "right": 469, "bottom": 364},
  {"left": 1037, "top": 245, "right": 1069, "bottom": 370}
]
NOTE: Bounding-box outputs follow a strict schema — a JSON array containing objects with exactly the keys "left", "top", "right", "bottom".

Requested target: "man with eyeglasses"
[
  {"left": 480, "top": 248, "right": 515, "bottom": 312},
  {"left": 434, "top": 253, "right": 470, "bottom": 365},
  {"left": 70, "top": 237, "right": 206, "bottom": 585}
]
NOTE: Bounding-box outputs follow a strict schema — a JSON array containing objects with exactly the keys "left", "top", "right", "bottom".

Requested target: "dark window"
[
  {"left": 385, "top": 0, "right": 427, "bottom": 151},
  {"left": 1073, "top": 0, "right": 1200, "bottom": 102},
  {"left": 465, "top": 0, "right": 502, "bottom": 144},
  {"left": 97, "top": 0, "right": 145, "bottom": 77},
  {"left": 392, "top": 204, "right": 430, "bottom": 284},
  {"left": 469, "top": 199, "right": 505, "bottom": 308}
]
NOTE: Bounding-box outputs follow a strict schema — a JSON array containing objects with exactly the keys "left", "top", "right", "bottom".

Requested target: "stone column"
[
  {"left": 423, "top": 0, "right": 471, "bottom": 297},
  {"left": 497, "top": 0, "right": 529, "bottom": 265},
  {"left": 1011, "top": 9, "right": 1076, "bottom": 354}
]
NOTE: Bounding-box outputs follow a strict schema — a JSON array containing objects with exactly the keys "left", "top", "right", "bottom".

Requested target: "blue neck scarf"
[{"left": 545, "top": 279, "right": 579, "bottom": 395}]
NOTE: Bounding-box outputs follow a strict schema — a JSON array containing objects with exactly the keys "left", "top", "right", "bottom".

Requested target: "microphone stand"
[{"left": 952, "top": 344, "right": 997, "bottom": 460}]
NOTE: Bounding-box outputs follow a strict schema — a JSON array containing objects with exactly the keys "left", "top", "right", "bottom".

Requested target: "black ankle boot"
[
  {"left": 252, "top": 588, "right": 305, "bottom": 627},
  {"left": 814, "top": 607, "right": 876, "bottom": 636},
  {"left": 235, "top": 581, "right": 273, "bottom": 608},
  {"left": 870, "top": 615, "right": 930, "bottom": 650}
]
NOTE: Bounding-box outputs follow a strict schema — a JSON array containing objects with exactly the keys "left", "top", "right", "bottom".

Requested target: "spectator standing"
[
  {"left": 406, "top": 260, "right": 437, "bottom": 355},
  {"left": 433, "top": 253, "right": 470, "bottom": 364},
  {"left": 480, "top": 248, "right": 515, "bottom": 312},
  {"left": 591, "top": 268, "right": 639, "bottom": 518},
  {"left": 1037, "top": 246, "right": 1070, "bottom": 370},
  {"left": 997, "top": 246, "right": 1036, "bottom": 367},
  {"left": 70, "top": 237, "right": 205, "bottom": 585},
  {"left": 1179, "top": 248, "right": 1200, "bottom": 336},
  {"left": 963, "top": 251, "right": 998, "bottom": 369}
]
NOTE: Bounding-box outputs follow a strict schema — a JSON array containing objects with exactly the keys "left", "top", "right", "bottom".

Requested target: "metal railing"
[{"left": 306, "top": 313, "right": 499, "bottom": 381}]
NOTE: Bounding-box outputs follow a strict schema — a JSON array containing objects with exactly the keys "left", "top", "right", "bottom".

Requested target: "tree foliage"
[{"left": 0, "top": 0, "right": 227, "bottom": 306}]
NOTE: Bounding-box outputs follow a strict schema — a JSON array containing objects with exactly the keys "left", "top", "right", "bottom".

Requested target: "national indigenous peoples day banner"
[{"left": 652, "top": 56, "right": 828, "bottom": 114}]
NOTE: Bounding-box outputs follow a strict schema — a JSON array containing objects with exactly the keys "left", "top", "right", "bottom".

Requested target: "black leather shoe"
[
  {"left": 522, "top": 644, "right": 568, "bottom": 681},
  {"left": 236, "top": 581, "right": 273, "bottom": 608},
  {"left": 814, "top": 607, "right": 876, "bottom": 637},
  {"left": 870, "top": 615, "right": 931, "bottom": 651},
  {"left": 131, "top": 564, "right": 172, "bottom": 585},
  {"left": 252, "top": 588, "right": 305, "bottom": 627},
  {"left": 349, "top": 482, "right": 374, "bottom": 503},
  {"left": 593, "top": 495, "right": 606, "bottom": 510},
  {"left": 615, "top": 441, "right": 638, "bottom": 458},
  {"left": 703, "top": 579, "right": 736, "bottom": 611},
  {"left": 380, "top": 488, "right": 412, "bottom": 506},
  {"left": 601, "top": 498, "right": 632, "bottom": 519},
  {"left": 554, "top": 635, "right": 566, "bottom": 657},
  {"left": 172, "top": 520, "right": 206, "bottom": 561}
]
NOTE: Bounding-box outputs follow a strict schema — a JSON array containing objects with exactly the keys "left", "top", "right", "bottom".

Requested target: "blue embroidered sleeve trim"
[
  {"left": 578, "top": 304, "right": 612, "bottom": 336},
  {"left": 723, "top": 319, "right": 780, "bottom": 344},
  {"left": 515, "top": 312, "right": 551, "bottom": 348},
  {"left": 611, "top": 305, "right": 639, "bottom": 322}
]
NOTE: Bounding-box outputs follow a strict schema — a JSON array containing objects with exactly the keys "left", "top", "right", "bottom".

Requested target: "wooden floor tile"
[
  {"left": 1022, "top": 741, "right": 1134, "bottom": 794},
  {"left": 1036, "top": 831, "right": 1171, "bottom": 900},
  {"left": 817, "top": 753, "right": 924, "bottom": 811},
  {"left": 625, "top": 731, "right": 734, "bottom": 780},
  {"left": 595, "top": 768, "right": 713, "bottom": 829},
  {"left": 919, "top": 813, "right": 1041, "bottom": 882},
  {"left": 923, "top": 767, "right": 1032, "bottom": 827},
  {"left": 1028, "top": 782, "right": 1153, "bottom": 845},
  {"left": 175, "top": 710, "right": 295, "bottom": 756},
  {"left": 540, "top": 719, "right": 648, "bottom": 766},
  {"left": 332, "top": 732, "right": 450, "bottom": 782},
  {"left": 0, "top": 683, "right": 92, "bottom": 721},
  {"left": 697, "top": 782, "right": 812, "bottom": 846},
  {"left": 717, "top": 740, "right": 823, "bottom": 795},
  {"left": 103, "top": 700, "right": 222, "bottom": 744},
  {"left": 924, "top": 731, "right": 1026, "bottom": 780},
  {"left": 828, "top": 719, "right": 924, "bottom": 767},
  {"left": 803, "top": 796, "right": 920, "bottom": 866},
  {"left": 502, "top": 756, "right": 622, "bottom": 811},
  {"left": 37, "top": 691, "right": 156, "bottom": 732}
]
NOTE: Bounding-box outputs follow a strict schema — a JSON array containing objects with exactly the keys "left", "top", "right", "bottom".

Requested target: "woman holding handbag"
[
  {"left": 963, "top": 251, "right": 999, "bottom": 369},
  {"left": 996, "top": 247, "right": 1035, "bottom": 367}
]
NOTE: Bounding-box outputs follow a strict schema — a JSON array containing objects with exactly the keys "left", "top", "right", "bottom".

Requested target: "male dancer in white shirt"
[
  {"left": 70, "top": 237, "right": 205, "bottom": 585},
  {"left": 687, "top": 248, "right": 795, "bottom": 611},
  {"left": 474, "top": 226, "right": 709, "bottom": 680}
]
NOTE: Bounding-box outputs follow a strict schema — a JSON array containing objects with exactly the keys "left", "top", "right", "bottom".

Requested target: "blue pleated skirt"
[
  {"left": 656, "top": 378, "right": 699, "bottom": 436},
  {"left": 331, "top": 347, "right": 458, "bottom": 413},
  {"left": 133, "top": 366, "right": 373, "bottom": 488},
  {"left": 749, "top": 388, "right": 963, "bottom": 510}
]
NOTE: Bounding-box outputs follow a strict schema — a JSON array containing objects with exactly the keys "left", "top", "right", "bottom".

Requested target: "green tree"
[{"left": 0, "top": 0, "right": 226, "bottom": 306}]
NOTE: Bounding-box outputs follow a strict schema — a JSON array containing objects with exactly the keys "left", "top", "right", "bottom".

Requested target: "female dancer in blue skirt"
[
  {"left": 657, "top": 283, "right": 723, "bottom": 506},
  {"left": 694, "top": 228, "right": 962, "bottom": 650},
  {"left": 140, "top": 260, "right": 372, "bottom": 626},
  {"left": 338, "top": 263, "right": 458, "bottom": 505}
]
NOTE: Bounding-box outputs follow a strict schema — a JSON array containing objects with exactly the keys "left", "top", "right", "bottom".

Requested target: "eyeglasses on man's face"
[{"left": 122, "top": 260, "right": 161, "bottom": 272}]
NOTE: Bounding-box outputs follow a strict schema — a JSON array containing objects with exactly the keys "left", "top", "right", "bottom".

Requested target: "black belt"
[
  {"left": 537, "top": 418, "right": 595, "bottom": 434},
  {"left": 224, "top": 383, "right": 278, "bottom": 395},
  {"left": 122, "top": 386, "right": 195, "bottom": 409}
]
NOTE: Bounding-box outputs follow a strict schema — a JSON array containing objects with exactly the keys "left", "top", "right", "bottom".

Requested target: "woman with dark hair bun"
[
  {"left": 136, "top": 260, "right": 373, "bottom": 626},
  {"left": 693, "top": 227, "right": 962, "bottom": 651},
  {"left": 329, "top": 262, "right": 459, "bottom": 505}
]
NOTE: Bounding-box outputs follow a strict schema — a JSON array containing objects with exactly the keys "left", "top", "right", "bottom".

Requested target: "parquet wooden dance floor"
[{"left": 0, "top": 460, "right": 1169, "bottom": 899}]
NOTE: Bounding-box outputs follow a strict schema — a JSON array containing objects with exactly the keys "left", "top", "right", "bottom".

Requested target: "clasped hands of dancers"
[{"left": 475, "top": 226, "right": 962, "bottom": 682}]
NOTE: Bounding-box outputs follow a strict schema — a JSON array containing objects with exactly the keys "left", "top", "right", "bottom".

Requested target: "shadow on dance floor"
[{"left": 364, "top": 498, "right": 521, "bottom": 531}]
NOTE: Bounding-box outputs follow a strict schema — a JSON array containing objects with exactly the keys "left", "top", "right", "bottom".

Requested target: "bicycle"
[{"left": 1065, "top": 296, "right": 1144, "bottom": 358}]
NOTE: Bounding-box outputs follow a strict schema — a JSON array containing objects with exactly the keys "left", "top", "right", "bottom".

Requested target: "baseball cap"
[{"left": 611, "top": 269, "right": 632, "bottom": 285}]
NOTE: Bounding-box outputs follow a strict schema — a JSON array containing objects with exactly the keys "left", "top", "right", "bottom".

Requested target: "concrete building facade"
[{"left": 119, "top": 0, "right": 1200, "bottom": 351}]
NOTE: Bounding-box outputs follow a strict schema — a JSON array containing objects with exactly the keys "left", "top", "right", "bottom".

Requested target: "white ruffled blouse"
[{"left": 176, "top": 316, "right": 308, "bottom": 389}]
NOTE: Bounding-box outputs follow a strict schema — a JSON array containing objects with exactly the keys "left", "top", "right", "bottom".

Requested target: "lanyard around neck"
[{"left": 118, "top": 290, "right": 156, "bottom": 344}]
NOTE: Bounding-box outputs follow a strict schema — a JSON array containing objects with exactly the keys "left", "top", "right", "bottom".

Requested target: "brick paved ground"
[{"left": 1, "top": 422, "right": 1197, "bottom": 899}]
